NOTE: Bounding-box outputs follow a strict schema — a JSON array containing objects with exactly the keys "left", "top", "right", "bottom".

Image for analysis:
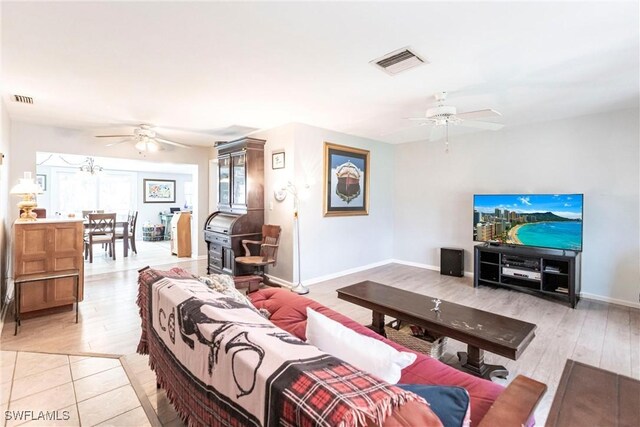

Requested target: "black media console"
[{"left": 474, "top": 244, "right": 581, "bottom": 308}]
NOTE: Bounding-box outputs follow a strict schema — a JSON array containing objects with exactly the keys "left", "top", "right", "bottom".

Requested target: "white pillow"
[{"left": 305, "top": 307, "right": 416, "bottom": 384}]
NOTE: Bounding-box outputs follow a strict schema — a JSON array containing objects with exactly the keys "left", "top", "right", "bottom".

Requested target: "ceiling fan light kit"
[{"left": 135, "top": 139, "right": 159, "bottom": 152}]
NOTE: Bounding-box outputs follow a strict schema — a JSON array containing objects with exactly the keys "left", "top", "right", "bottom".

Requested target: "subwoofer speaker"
[{"left": 440, "top": 248, "right": 464, "bottom": 277}]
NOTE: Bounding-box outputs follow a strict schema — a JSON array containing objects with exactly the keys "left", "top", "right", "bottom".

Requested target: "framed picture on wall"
[
  {"left": 323, "top": 142, "right": 369, "bottom": 216},
  {"left": 143, "top": 179, "right": 176, "bottom": 203},
  {"left": 272, "top": 151, "right": 285, "bottom": 169},
  {"left": 36, "top": 174, "right": 47, "bottom": 191}
]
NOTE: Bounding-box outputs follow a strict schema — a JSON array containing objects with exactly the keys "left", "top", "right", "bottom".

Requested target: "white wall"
[
  {"left": 9, "top": 122, "right": 210, "bottom": 256},
  {"left": 393, "top": 108, "right": 640, "bottom": 306},
  {"left": 251, "top": 123, "right": 297, "bottom": 282},
  {"left": 0, "top": 100, "right": 11, "bottom": 309},
  {"left": 292, "top": 123, "right": 394, "bottom": 283},
  {"left": 249, "top": 123, "right": 396, "bottom": 285}
]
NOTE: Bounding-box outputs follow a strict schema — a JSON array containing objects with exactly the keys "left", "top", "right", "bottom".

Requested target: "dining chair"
[
  {"left": 84, "top": 213, "right": 116, "bottom": 263},
  {"left": 115, "top": 211, "right": 139, "bottom": 254},
  {"left": 82, "top": 209, "right": 105, "bottom": 218}
]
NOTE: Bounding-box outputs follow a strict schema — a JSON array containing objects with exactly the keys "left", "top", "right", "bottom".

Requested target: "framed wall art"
[
  {"left": 272, "top": 151, "right": 285, "bottom": 169},
  {"left": 323, "top": 142, "right": 369, "bottom": 216},
  {"left": 144, "top": 179, "right": 176, "bottom": 203}
]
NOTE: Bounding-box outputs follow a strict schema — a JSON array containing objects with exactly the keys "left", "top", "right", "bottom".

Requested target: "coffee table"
[{"left": 337, "top": 281, "right": 537, "bottom": 380}]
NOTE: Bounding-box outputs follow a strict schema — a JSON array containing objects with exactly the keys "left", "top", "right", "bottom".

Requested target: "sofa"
[
  {"left": 138, "top": 267, "right": 545, "bottom": 426},
  {"left": 249, "top": 287, "right": 545, "bottom": 427}
]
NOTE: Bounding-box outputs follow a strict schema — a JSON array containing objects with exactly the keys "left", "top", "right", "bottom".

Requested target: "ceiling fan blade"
[
  {"left": 457, "top": 120, "right": 504, "bottom": 131},
  {"left": 455, "top": 109, "right": 502, "bottom": 120},
  {"left": 105, "top": 139, "right": 131, "bottom": 147},
  {"left": 406, "top": 117, "right": 431, "bottom": 121},
  {"left": 155, "top": 136, "right": 191, "bottom": 149},
  {"left": 95, "top": 134, "right": 135, "bottom": 138}
]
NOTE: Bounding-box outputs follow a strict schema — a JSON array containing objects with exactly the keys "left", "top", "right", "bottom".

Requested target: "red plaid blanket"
[{"left": 137, "top": 268, "right": 429, "bottom": 427}]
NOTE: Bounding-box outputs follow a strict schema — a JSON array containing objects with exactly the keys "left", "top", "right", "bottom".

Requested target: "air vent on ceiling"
[
  {"left": 13, "top": 95, "right": 33, "bottom": 104},
  {"left": 371, "top": 47, "right": 428, "bottom": 76}
]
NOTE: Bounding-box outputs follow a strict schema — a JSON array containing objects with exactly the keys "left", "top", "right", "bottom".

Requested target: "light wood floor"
[
  {"left": 1, "top": 261, "right": 638, "bottom": 426},
  {"left": 83, "top": 240, "right": 196, "bottom": 277}
]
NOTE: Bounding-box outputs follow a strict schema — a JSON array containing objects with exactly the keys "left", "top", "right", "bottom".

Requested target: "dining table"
[{"left": 83, "top": 218, "right": 129, "bottom": 257}]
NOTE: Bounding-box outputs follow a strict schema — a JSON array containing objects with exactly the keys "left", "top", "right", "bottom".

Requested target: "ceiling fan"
[
  {"left": 95, "top": 124, "right": 191, "bottom": 151},
  {"left": 406, "top": 92, "right": 504, "bottom": 149}
]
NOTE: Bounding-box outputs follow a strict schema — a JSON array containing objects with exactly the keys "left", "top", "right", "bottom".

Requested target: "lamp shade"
[{"left": 10, "top": 172, "right": 43, "bottom": 195}]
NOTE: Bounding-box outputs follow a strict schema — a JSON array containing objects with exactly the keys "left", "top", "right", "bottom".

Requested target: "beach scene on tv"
[{"left": 473, "top": 194, "right": 583, "bottom": 251}]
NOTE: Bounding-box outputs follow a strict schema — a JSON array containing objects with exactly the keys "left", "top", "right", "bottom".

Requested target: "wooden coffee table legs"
[
  {"left": 370, "top": 309, "right": 508, "bottom": 381},
  {"left": 371, "top": 311, "right": 385, "bottom": 334},
  {"left": 456, "top": 345, "right": 509, "bottom": 380}
]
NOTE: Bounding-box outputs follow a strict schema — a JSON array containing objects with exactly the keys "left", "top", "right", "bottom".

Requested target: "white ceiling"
[{"left": 2, "top": 1, "right": 638, "bottom": 145}]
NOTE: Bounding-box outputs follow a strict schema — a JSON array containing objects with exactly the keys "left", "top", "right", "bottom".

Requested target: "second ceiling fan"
[{"left": 406, "top": 92, "right": 504, "bottom": 149}]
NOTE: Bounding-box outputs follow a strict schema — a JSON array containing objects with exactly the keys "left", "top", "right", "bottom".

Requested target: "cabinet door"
[
  {"left": 50, "top": 223, "right": 84, "bottom": 305},
  {"left": 231, "top": 152, "right": 247, "bottom": 207},
  {"left": 218, "top": 155, "right": 231, "bottom": 207}
]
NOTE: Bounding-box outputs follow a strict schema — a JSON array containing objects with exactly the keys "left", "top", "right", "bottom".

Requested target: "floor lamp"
[{"left": 286, "top": 182, "right": 309, "bottom": 295}]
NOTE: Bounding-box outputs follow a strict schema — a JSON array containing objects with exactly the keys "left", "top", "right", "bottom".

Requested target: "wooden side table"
[{"left": 546, "top": 359, "right": 640, "bottom": 426}]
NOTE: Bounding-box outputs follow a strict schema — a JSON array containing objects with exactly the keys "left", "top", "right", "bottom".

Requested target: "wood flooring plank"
[
  {"left": 532, "top": 303, "right": 589, "bottom": 386},
  {"left": 600, "top": 305, "right": 632, "bottom": 376},
  {"left": 571, "top": 300, "right": 608, "bottom": 367}
]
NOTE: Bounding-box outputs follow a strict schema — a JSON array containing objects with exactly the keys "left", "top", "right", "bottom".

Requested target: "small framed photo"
[
  {"left": 36, "top": 174, "right": 47, "bottom": 191},
  {"left": 272, "top": 151, "right": 285, "bottom": 169},
  {"left": 144, "top": 179, "right": 176, "bottom": 203},
  {"left": 323, "top": 142, "right": 370, "bottom": 216}
]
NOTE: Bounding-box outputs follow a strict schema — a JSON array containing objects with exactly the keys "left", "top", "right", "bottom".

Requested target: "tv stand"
[{"left": 474, "top": 244, "right": 581, "bottom": 308}]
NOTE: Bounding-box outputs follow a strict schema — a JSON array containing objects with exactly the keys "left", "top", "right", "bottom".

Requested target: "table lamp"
[{"left": 11, "top": 172, "right": 44, "bottom": 221}]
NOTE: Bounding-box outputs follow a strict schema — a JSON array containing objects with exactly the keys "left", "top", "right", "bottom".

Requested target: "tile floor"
[{"left": 0, "top": 351, "right": 153, "bottom": 427}]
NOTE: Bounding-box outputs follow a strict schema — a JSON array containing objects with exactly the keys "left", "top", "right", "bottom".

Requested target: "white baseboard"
[
  {"left": 390, "top": 259, "right": 473, "bottom": 278},
  {"left": 580, "top": 292, "right": 640, "bottom": 310},
  {"left": 264, "top": 274, "right": 293, "bottom": 289},
  {"left": 266, "top": 259, "right": 395, "bottom": 288},
  {"left": 302, "top": 259, "right": 395, "bottom": 287}
]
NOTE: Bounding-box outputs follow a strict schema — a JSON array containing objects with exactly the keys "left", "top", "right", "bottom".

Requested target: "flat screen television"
[{"left": 473, "top": 194, "right": 583, "bottom": 251}]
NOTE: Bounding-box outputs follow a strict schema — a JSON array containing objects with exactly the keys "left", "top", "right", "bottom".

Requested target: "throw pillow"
[
  {"left": 397, "top": 384, "right": 471, "bottom": 427},
  {"left": 198, "top": 274, "right": 270, "bottom": 318},
  {"left": 305, "top": 307, "right": 416, "bottom": 384}
]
